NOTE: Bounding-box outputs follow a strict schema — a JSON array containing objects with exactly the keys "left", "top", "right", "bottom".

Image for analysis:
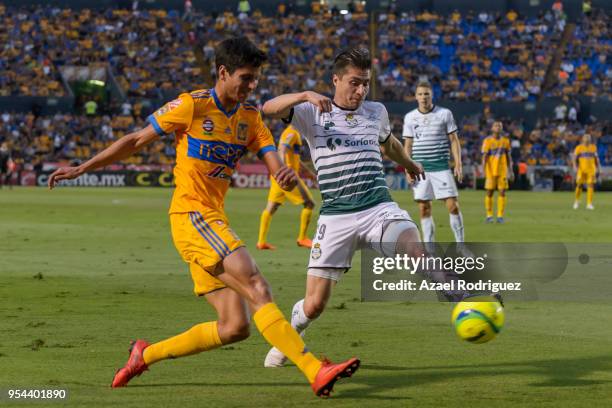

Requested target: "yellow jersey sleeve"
[
  {"left": 247, "top": 112, "right": 276, "bottom": 159},
  {"left": 481, "top": 137, "right": 491, "bottom": 155},
  {"left": 148, "top": 93, "right": 195, "bottom": 136}
]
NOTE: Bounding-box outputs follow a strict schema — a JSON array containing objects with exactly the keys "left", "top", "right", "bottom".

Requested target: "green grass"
[{"left": 1, "top": 187, "right": 611, "bottom": 407}]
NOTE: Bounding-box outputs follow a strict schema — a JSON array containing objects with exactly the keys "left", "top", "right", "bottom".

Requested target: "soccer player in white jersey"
[
  {"left": 403, "top": 82, "right": 465, "bottom": 244},
  {"left": 261, "top": 48, "right": 427, "bottom": 367}
]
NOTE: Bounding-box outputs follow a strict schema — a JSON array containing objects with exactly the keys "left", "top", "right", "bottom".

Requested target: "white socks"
[
  {"left": 421, "top": 213, "right": 464, "bottom": 243},
  {"left": 290, "top": 299, "right": 312, "bottom": 334},
  {"left": 420, "top": 216, "right": 435, "bottom": 243},
  {"left": 450, "top": 212, "right": 464, "bottom": 242}
]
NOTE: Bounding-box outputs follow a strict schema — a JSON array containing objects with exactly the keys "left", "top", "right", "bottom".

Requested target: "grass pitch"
[{"left": 1, "top": 187, "right": 611, "bottom": 407}]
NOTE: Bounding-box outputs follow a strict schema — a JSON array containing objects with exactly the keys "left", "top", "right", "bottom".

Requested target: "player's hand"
[
  {"left": 454, "top": 164, "right": 463, "bottom": 183},
  {"left": 405, "top": 160, "right": 424, "bottom": 182},
  {"left": 508, "top": 171, "right": 515, "bottom": 182},
  {"left": 274, "top": 166, "right": 298, "bottom": 191},
  {"left": 48, "top": 166, "right": 84, "bottom": 189},
  {"left": 304, "top": 91, "right": 332, "bottom": 113}
]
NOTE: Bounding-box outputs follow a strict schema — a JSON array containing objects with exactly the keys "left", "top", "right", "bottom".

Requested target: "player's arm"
[
  {"left": 382, "top": 135, "right": 424, "bottom": 180},
  {"left": 48, "top": 125, "right": 159, "bottom": 189},
  {"left": 449, "top": 131, "right": 463, "bottom": 183},
  {"left": 506, "top": 149, "right": 514, "bottom": 181},
  {"left": 260, "top": 151, "right": 298, "bottom": 191},
  {"left": 277, "top": 143, "right": 287, "bottom": 165},
  {"left": 262, "top": 91, "right": 332, "bottom": 119}
]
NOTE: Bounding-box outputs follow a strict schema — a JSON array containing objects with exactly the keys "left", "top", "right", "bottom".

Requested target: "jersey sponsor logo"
[
  {"left": 237, "top": 122, "right": 248, "bottom": 141},
  {"left": 326, "top": 137, "right": 342, "bottom": 151},
  {"left": 345, "top": 113, "right": 359, "bottom": 127},
  {"left": 343, "top": 139, "right": 377, "bottom": 148},
  {"left": 224, "top": 127, "right": 232, "bottom": 134},
  {"left": 187, "top": 136, "right": 247, "bottom": 169},
  {"left": 203, "top": 118, "right": 214, "bottom": 133}
]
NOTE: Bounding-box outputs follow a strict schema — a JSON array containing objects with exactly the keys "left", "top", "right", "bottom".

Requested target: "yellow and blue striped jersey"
[{"left": 148, "top": 88, "right": 276, "bottom": 214}]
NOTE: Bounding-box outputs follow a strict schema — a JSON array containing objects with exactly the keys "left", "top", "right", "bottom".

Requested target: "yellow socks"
[
  {"left": 253, "top": 303, "right": 322, "bottom": 383},
  {"left": 298, "top": 208, "right": 313, "bottom": 241},
  {"left": 143, "top": 321, "right": 222, "bottom": 365},
  {"left": 485, "top": 195, "right": 493, "bottom": 218},
  {"left": 587, "top": 186, "right": 594, "bottom": 206},
  {"left": 258, "top": 209, "right": 272, "bottom": 245},
  {"left": 575, "top": 186, "right": 582, "bottom": 201},
  {"left": 497, "top": 196, "right": 506, "bottom": 218}
]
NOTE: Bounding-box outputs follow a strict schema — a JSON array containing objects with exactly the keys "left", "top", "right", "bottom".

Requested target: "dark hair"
[
  {"left": 215, "top": 36, "right": 267, "bottom": 74},
  {"left": 333, "top": 47, "right": 371, "bottom": 76}
]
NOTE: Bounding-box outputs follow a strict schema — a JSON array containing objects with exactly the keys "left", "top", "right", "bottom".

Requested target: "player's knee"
[
  {"left": 499, "top": 190, "right": 506, "bottom": 197},
  {"left": 447, "top": 200, "right": 459, "bottom": 214},
  {"left": 303, "top": 297, "right": 327, "bottom": 319},
  {"left": 219, "top": 320, "right": 251, "bottom": 343},
  {"left": 267, "top": 202, "right": 280, "bottom": 214},
  {"left": 248, "top": 274, "right": 273, "bottom": 305},
  {"left": 419, "top": 202, "right": 432, "bottom": 218},
  {"left": 304, "top": 200, "right": 315, "bottom": 209}
]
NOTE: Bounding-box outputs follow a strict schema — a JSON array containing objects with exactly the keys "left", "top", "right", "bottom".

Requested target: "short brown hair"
[
  {"left": 333, "top": 47, "right": 371, "bottom": 76},
  {"left": 415, "top": 81, "right": 432, "bottom": 90}
]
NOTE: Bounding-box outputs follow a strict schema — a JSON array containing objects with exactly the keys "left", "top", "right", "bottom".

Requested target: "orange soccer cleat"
[
  {"left": 311, "top": 357, "right": 360, "bottom": 397},
  {"left": 256, "top": 242, "right": 277, "bottom": 250},
  {"left": 111, "top": 339, "right": 150, "bottom": 388},
  {"left": 296, "top": 238, "right": 313, "bottom": 248}
]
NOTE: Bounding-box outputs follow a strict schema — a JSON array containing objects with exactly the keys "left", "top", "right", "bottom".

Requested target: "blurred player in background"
[
  {"left": 481, "top": 121, "right": 513, "bottom": 223},
  {"left": 258, "top": 125, "right": 316, "bottom": 250},
  {"left": 403, "top": 82, "right": 465, "bottom": 243},
  {"left": 0, "top": 143, "right": 14, "bottom": 189},
  {"left": 48, "top": 36, "right": 359, "bottom": 398},
  {"left": 573, "top": 133, "right": 600, "bottom": 210}
]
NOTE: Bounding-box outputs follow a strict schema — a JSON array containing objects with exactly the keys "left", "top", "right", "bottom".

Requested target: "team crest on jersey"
[
  {"left": 311, "top": 243, "right": 322, "bottom": 260},
  {"left": 203, "top": 118, "right": 214, "bottom": 134},
  {"left": 237, "top": 123, "right": 248, "bottom": 141},
  {"left": 345, "top": 113, "right": 359, "bottom": 127},
  {"left": 155, "top": 98, "right": 182, "bottom": 116}
]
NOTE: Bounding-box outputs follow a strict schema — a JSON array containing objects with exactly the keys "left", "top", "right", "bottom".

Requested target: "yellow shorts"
[
  {"left": 267, "top": 177, "right": 313, "bottom": 205},
  {"left": 485, "top": 175, "right": 509, "bottom": 191},
  {"left": 576, "top": 171, "right": 595, "bottom": 185},
  {"left": 170, "top": 211, "right": 244, "bottom": 296}
]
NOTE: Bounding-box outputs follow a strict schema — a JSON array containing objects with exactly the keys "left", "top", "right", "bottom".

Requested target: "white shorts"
[
  {"left": 308, "top": 202, "right": 416, "bottom": 271},
  {"left": 412, "top": 169, "right": 458, "bottom": 201}
]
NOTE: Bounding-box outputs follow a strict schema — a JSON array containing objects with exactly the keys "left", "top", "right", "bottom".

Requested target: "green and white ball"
[{"left": 451, "top": 295, "right": 505, "bottom": 344}]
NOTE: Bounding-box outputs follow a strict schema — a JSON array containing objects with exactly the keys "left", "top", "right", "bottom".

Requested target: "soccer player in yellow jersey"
[
  {"left": 258, "top": 125, "right": 315, "bottom": 250},
  {"left": 573, "top": 133, "right": 600, "bottom": 210},
  {"left": 481, "top": 121, "right": 513, "bottom": 223},
  {"left": 48, "top": 37, "right": 359, "bottom": 397}
]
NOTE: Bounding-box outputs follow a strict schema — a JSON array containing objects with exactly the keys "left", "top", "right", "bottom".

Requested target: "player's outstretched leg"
[
  {"left": 264, "top": 275, "right": 334, "bottom": 368},
  {"left": 111, "top": 339, "right": 150, "bottom": 387},
  {"left": 222, "top": 248, "right": 358, "bottom": 397}
]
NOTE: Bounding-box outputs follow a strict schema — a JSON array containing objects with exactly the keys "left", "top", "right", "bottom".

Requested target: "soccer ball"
[{"left": 451, "top": 295, "right": 505, "bottom": 344}]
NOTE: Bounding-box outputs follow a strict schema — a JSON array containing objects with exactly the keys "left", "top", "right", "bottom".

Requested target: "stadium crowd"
[
  {"left": 376, "top": 9, "right": 560, "bottom": 102},
  {"left": 547, "top": 8, "right": 611, "bottom": 100}
]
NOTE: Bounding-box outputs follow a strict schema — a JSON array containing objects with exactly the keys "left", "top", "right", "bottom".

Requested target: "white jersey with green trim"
[
  {"left": 402, "top": 105, "right": 458, "bottom": 172},
  {"left": 290, "top": 101, "right": 393, "bottom": 215}
]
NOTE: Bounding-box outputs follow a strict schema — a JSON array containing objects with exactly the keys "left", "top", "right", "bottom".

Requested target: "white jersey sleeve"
[
  {"left": 290, "top": 102, "right": 317, "bottom": 145},
  {"left": 402, "top": 112, "right": 414, "bottom": 139},
  {"left": 378, "top": 103, "right": 392, "bottom": 143},
  {"left": 446, "top": 109, "right": 458, "bottom": 134}
]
